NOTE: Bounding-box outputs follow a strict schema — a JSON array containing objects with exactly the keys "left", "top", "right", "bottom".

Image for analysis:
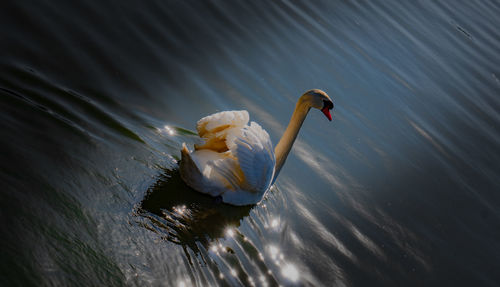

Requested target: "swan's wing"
[
  {"left": 228, "top": 121, "right": 275, "bottom": 193},
  {"left": 180, "top": 145, "right": 242, "bottom": 196},
  {"left": 195, "top": 110, "right": 249, "bottom": 153},
  {"left": 196, "top": 110, "right": 249, "bottom": 137}
]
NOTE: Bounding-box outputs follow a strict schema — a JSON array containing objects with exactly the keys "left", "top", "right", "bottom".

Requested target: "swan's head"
[{"left": 301, "top": 89, "right": 334, "bottom": 121}]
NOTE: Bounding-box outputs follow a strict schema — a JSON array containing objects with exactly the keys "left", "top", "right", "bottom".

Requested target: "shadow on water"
[
  {"left": 136, "top": 168, "right": 283, "bottom": 286},
  {"left": 136, "top": 169, "right": 252, "bottom": 258}
]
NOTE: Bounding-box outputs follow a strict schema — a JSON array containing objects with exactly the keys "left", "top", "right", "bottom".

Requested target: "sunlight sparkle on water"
[
  {"left": 281, "top": 264, "right": 299, "bottom": 282},
  {"left": 210, "top": 244, "right": 218, "bottom": 252},
  {"left": 226, "top": 228, "right": 234, "bottom": 237},
  {"left": 230, "top": 269, "right": 238, "bottom": 277},
  {"left": 268, "top": 245, "right": 280, "bottom": 260},
  {"left": 173, "top": 205, "right": 186, "bottom": 215},
  {"left": 163, "top": 125, "right": 175, "bottom": 135},
  {"left": 248, "top": 276, "right": 255, "bottom": 286},
  {"left": 271, "top": 219, "right": 279, "bottom": 228}
]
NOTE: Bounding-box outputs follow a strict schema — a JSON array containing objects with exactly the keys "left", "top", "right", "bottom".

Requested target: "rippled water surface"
[{"left": 1, "top": 0, "right": 500, "bottom": 286}]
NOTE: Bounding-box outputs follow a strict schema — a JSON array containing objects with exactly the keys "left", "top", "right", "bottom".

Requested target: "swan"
[{"left": 179, "top": 89, "right": 334, "bottom": 206}]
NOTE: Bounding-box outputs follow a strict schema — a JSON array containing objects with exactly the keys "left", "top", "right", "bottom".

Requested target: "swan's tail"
[{"left": 180, "top": 143, "right": 205, "bottom": 192}]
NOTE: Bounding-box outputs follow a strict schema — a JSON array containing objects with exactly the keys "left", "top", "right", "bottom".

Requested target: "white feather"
[
  {"left": 196, "top": 110, "right": 248, "bottom": 135},
  {"left": 180, "top": 110, "right": 275, "bottom": 205},
  {"left": 232, "top": 122, "right": 275, "bottom": 192}
]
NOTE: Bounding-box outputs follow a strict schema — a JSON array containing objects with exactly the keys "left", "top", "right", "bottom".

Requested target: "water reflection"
[
  {"left": 266, "top": 244, "right": 301, "bottom": 284},
  {"left": 281, "top": 264, "right": 299, "bottom": 282},
  {"left": 159, "top": 125, "right": 176, "bottom": 136},
  {"left": 136, "top": 168, "right": 304, "bottom": 285},
  {"left": 136, "top": 169, "right": 252, "bottom": 257}
]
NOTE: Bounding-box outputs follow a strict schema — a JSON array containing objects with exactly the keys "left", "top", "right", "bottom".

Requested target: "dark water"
[{"left": 1, "top": 0, "right": 500, "bottom": 286}]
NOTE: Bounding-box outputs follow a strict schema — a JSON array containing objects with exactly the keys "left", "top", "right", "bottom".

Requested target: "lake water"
[{"left": 1, "top": 0, "right": 500, "bottom": 286}]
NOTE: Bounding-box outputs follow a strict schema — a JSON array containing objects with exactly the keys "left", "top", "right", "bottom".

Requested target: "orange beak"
[{"left": 321, "top": 106, "right": 332, "bottom": 121}]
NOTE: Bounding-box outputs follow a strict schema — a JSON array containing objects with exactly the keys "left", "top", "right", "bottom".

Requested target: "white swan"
[{"left": 180, "top": 89, "right": 334, "bottom": 206}]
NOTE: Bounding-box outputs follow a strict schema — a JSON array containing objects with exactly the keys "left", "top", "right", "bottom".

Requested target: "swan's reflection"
[
  {"left": 137, "top": 169, "right": 292, "bottom": 285},
  {"left": 136, "top": 168, "right": 252, "bottom": 254}
]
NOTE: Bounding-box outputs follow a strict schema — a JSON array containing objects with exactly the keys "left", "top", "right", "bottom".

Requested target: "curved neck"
[{"left": 273, "top": 101, "right": 311, "bottom": 180}]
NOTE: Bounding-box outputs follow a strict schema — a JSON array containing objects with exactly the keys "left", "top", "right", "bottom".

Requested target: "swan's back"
[
  {"left": 195, "top": 110, "right": 249, "bottom": 152},
  {"left": 180, "top": 110, "right": 275, "bottom": 206}
]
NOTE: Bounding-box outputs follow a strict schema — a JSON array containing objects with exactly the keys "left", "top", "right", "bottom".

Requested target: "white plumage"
[
  {"left": 179, "top": 89, "right": 334, "bottom": 206},
  {"left": 180, "top": 110, "right": 275, "bottom": 206}
]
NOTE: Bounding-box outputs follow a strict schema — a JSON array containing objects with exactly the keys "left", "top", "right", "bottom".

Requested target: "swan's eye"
[{"left": 323, "top": 100, "right": 334, "bottom": 110}]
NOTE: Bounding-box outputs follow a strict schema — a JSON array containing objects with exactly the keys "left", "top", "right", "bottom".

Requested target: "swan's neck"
[{"left": 274, "top": 101, "right": 310, "bottom": 179}]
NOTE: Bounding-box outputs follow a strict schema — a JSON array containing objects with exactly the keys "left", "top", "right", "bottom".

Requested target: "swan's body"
[{"left": 180, "top": 89, "right": 333, "bottom": 206}]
